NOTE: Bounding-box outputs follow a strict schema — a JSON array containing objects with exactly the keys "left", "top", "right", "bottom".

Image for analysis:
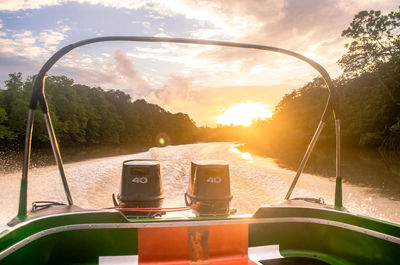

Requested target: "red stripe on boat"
[{"left": 138, "top": 224, "right": 257, "bottom": 264}]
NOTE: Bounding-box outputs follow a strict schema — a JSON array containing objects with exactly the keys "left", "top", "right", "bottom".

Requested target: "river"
[{"left": 0, "top": 142, "right": 399, "bottom": 225}]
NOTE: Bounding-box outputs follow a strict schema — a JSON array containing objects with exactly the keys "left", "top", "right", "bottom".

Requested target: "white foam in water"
[{"left": 0, "top": 142, "right": 399, "bottom": 225}]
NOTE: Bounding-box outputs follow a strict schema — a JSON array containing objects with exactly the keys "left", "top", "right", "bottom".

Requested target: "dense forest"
[{"left": 0, "top": 74, "right": 196, "bottom": 150}]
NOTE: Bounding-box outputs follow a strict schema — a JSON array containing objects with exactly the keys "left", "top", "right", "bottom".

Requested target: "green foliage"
[
  {"left": 0, "top": 73, "right": 197, "bottom": 150},
  {"left": 257, "top": 70, "right": 398, "bottom": 148},
  {"left": 339, "top": 7, "right": 400, "bottom": 78},
  {"left": 272, "top": 78, "right": 329, "bottom": 137},
  {"left": 0, "top": 73, "right": 29, "bottom": 141},
  {"left": 338, "top": 7, "right": 400, "bottom": 149},
  {"left": 0, "top": 106, "right": 13, "bottom": 139}
]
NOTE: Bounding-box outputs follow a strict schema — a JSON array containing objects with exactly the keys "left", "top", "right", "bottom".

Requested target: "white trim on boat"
[
  {"left": 99, "top": 255, "right": 138, "bottom": 265},
  {"left": 248, "top": 245, "right": 283, "bottom": 264},
  {"left": 0, "top": 226, "right": 9, "bottom": 234},
  {"left": 1, "top": 217, "right": 399, "bottom": 260}
]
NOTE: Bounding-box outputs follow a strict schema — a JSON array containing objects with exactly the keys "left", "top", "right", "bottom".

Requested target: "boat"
[{"left": 0, "top": 37, "right": 399, "bottom": 265}]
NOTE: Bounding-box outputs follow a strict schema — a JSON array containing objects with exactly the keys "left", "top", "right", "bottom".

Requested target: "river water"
[{"left": 0, "top": 142, "right": 399, "bottom": 225}]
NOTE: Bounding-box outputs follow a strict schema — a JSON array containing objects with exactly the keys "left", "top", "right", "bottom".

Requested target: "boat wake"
[{"left": 0, "top": 142, "right": 399, "bottom": 224}]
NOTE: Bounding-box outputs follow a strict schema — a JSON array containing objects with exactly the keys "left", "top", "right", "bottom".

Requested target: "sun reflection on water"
[{"left": 229, "top": 144, "right": 254, "bottom": 162}]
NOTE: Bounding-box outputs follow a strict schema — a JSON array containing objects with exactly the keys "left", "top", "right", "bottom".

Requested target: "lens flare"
[{"left": 156, "top": 133, "right": 170, "bottom": 147}]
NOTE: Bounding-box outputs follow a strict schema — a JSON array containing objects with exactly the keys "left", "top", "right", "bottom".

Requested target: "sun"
[{"left": 217, "top": 102, "right": 273, "bottom": 126}]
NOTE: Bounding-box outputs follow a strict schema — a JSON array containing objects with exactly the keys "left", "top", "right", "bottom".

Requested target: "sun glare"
[
  {"left": 229, "top": 144, "right": 254, "bottom": 162},
  {"left": 217, "top": 102, "right": 273, "bottom": 126}
]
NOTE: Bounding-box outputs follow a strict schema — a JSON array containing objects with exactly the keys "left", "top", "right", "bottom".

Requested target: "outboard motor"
[
  {"left": 114, "top": 159, "right": 165, "bottom": 217},
  {"left": 185, "top": 160, "right": 233, "bottom": 216}
]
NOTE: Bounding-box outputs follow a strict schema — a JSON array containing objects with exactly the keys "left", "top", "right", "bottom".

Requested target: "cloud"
[
  {"left": 141, "top": 0, "right": 396, "bottom": 81},
  {"left": 13, "top": 31, "right": 35, "bottom": 45},
  {"left": 0, "top": 0, "right": 61, "bottom": 11},
  {"left": 0, "top": 31, "right": 49, "bottom": 59},
  {"left": 0, "top": 27, "right": 70, "bottom": 60},
  {"left": 38, "top": 30, "right": 66, "bottom": 49},
  {"left": 144, "top": 75, "right": 214, "bottom": 125},
  {"left": 0, "top": 0, "right": 270, "bottom": 40},
  {"left": 113, "top": 49, "right": 150, "bottom": 97},
  {"left": 1, "top": 1, "right": 397, "bottom": 81},
  {"left": 146, "top": 76, "right": 194, "bottom": 105},
  {"left": 144, "top": 13, "right": 164, "bottom": 19},
  {"left": 337, "top": 0, "right": 397, "bottom": 15},
  {"left": 0, "top": 0, "right": 146, "bottom": 11},
  {"left": 60, "top": 25, "right": 71, "bottom": 33},
  {"left": 142, "top": 21, "right": 151, "bottom": 30},
  {"left": 51, "top": 63, "right": 119, "bottom": 88}
]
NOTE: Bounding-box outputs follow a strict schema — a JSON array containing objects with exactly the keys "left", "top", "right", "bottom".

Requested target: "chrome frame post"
[
  {"left": 43, "top": 112, "right": 73, "bottom": 205},
  {"left": 334, "top": 119, "right": 343, "bottom": 209},
  {"left": 285, "top": 120, "right": 325, "bottom": 200},
  {"left": 17, "top": 109, "right": 35, "bottom": 218}
]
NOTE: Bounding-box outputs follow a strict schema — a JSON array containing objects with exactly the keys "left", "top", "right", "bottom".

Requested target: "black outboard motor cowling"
[
  {"left": 116, "top": 159, "right": 165, "bottom": 217},
  {"left": 185, "top": 160, "right": 233, "bottom": 216}
]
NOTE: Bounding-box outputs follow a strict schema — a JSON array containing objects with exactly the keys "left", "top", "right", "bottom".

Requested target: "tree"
[
  {"left": 339, "top": 7, "right": 400, "bottom": 112},
  {"left": 2, "top": 73, "right": 28, "bottom": 142},
  {"left": 0, "top": 106, "right": 13, "bottom": 139},
  {"left": 0, "top": 73, "right": 199, "bottom": 149},
  {"left": 338, "top": 8, "right": 400, "bottom": 78}
]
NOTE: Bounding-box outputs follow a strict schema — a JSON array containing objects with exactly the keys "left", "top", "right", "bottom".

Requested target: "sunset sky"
[{"left": 0, "top": 0, "right": 398, "bottom": 126}]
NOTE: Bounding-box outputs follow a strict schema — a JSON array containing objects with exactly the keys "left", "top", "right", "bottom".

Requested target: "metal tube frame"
[
  {"left": 334, "top": 120, "right": 343, "bottom": 209},
  {"left": 18, "top": 109, "right": 35, "bottom": 218},
  {"left": 43, "top": 113, "right": 74, "bottom": 205},
  {"left": 18, "top": 36, "right": 342, "bottom": 216},
  {"left": 284, "top": 121, "right": 325, "bottom": 200}
]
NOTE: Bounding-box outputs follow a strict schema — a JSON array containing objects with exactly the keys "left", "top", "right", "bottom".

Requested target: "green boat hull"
[{"left": 1, "top": 203, "right": 399, "bottom": 264}]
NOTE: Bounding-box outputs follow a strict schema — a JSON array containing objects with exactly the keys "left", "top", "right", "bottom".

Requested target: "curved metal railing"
[{"left": 18, "top": 36, "right": 342, "bottom": 218}]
